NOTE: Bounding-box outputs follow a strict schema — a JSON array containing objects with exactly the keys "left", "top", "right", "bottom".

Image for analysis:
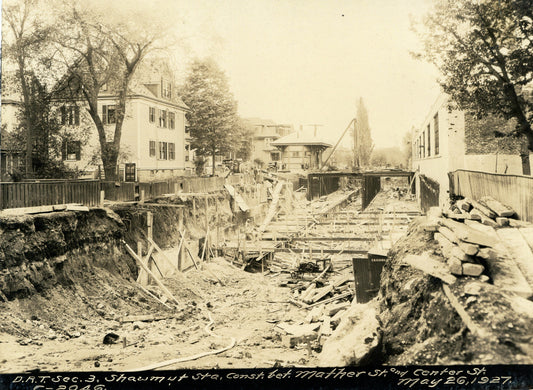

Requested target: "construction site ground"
[{"left": 0, "top": 184, "right": 417, "bottom": 372}]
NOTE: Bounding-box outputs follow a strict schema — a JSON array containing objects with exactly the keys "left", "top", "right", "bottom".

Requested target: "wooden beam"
[{"left": 123, "top": 241, "right": 180, "bottom": 306}]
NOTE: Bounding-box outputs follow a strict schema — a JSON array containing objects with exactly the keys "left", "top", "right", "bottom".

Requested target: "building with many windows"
[
  {"left": 244, "top": 118, "right": 293, "bottom": 168},
  {"left": 412, "top": 93, "right": 533, "bottom": 206},
  {"left": 49, "top": 60, "right": 190, "bottom": 181}
]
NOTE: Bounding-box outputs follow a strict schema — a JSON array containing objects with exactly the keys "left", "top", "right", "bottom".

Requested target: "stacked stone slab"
[{"left": 423, "top": 197, "right": 533, "bottom": 298}]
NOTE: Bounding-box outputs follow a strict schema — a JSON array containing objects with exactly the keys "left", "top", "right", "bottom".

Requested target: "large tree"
[
  {"left": 51, "top": 2, "right": 164, "bottom": 180},
  {"left": 179, "top": 58, "right": 239, "bottom": 176},
  {"left": 2, "top": 0, "right": 53, "bottom": 176},
  {"left": 416, "top": 0, "right": 533, "bottom": 175},
  {"left": 354, "top": 98, "right": 374, "bottom": 168}
]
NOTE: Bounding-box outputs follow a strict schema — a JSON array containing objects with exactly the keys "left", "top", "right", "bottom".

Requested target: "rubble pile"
[
  {"left": 422, "top": 196, "right": 533, "bottom": 298},
  {"left": 274, "top": 271, "right": 355, "bottom": 351}
]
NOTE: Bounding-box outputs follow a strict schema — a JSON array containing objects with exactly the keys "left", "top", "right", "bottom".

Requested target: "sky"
[
  {"left": 3, "top": 0, "right": 443, "bottom": 149},
  {"left": 171, "top": 0, "right": 443, "bottom": 148}
]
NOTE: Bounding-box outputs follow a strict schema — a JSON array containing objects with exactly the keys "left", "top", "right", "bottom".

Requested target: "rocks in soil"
[{"left": 103, "top": 332, "right": 120, "bottom": 345}]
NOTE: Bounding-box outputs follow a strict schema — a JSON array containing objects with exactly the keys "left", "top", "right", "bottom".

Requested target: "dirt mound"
[{"left": 379, "top": 219, "right": 533, "bottom": 365}]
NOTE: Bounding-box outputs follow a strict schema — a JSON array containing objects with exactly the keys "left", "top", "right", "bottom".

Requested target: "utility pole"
[{"left": 353, "top": 117, "right": 359, "bottom": 169}]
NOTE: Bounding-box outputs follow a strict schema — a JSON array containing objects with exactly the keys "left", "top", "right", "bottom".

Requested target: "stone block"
[{"left": 462, "top": 263, "right": 484, "bottom": 277}]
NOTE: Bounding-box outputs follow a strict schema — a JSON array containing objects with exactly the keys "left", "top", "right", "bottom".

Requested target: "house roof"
[{"left": 271, "top": 132, "right": 332, "bottom": 147}]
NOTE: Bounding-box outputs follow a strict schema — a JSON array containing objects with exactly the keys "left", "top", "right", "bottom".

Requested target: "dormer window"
[{"left": 161, "top": 78, "right": 172, "bottom": 99}]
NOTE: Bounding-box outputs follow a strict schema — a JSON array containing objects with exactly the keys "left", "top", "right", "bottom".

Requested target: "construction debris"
[{"left": 424, "top": 197, "right": 533, "bottom": 298}]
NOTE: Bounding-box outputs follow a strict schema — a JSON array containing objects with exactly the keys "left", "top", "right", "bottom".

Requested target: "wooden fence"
[
  {"left": 100, "top": 182, "right": 136, "bottom": 202},
  {"left": 0, "top": 180, "right": 100, "bottom": 209},
  {"left": 449, "top": 169, "right": 533, "bottom": 222},
  {"left": 0, "top": 174, "right": 250, "bottom": 210}
]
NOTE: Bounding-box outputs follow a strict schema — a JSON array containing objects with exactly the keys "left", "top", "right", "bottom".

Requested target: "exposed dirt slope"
[{"left": 379, "top": 219, "right": 533, "bottom": 365}]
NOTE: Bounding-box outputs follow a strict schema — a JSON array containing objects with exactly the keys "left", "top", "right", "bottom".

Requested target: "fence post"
[{"left": 147, "top": 211, "right": 153, "bottom": 240}]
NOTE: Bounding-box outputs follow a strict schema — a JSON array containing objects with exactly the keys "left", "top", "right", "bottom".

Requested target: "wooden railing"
[
  {"left": 0, "top": 174, "right": 249, "bottom": 210},
  {"left": 449, "top": 169, "right": 533, "bottom": 222},
  {"left": 0, "top": 180, "right": 100, "bottom": 210}
]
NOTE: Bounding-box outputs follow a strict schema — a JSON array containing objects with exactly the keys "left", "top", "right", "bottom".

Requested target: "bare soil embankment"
[{"left": 379, "top": 219, "right": 533, "bottom": 365}]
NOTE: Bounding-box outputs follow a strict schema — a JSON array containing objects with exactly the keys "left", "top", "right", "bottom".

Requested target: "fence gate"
[{"left": 352, "top": 254, "right": 387, "bottom": 303}]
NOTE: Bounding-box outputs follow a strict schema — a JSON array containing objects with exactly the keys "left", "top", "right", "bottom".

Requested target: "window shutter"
[
  {"left": 61, "top": 106, "right": 66, "bottom": 125},
  {"left": 61, "top": 140, "right": 67, "bottom": 160},
  {"left": 75, "top": 141, "right": 81, "bottom": 161},
  {"left": 102, "top": 105, "right": 108, "bottom": 124},
  {"left": 75, "top": 106, "right": 80, "bottom": 125}
]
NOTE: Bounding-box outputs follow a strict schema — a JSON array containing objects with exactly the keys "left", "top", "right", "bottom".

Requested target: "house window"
[
  {"left": 159, "top": 109, "right": 167, "bottom": 128},
  {"left": 168, "top": 143, "right": 175, "bottom": 160},
  {"left": 422, "top": 132, "right": 426, "bottom": 158},
  {"left": 62, "top": 140, "right": 81, "bottom": 161},
  {"left": 169, "top": 112, "right": 175, "bottom": 129},
  {"left": 427, "top": 124, "right": 431, "bottom": 156},
  {"left": 291, "top": 151, "right": 300, "bottom": 158},
  {"left": 149, "top": 140, "right": 156, "bottom": 157},
  {"left": 159, "top": 141, "right": 168, "bottom": 160},
  {"left": 264, "top": 138, "right": 272, "bottom": 148},
  {"left": 185, "top": 155, "right": 189, "bottom": 162},
  {"left": 161, "top": 79, "right": 172, "bottom": 99},
  {"left": 102, "top": 105, "right": 116, "bottom": 125},
  {"left": 149, "top": 107, "right": 156, "bottom": 123},
  {"left": 434, "top": 113, "right": 439, "bottom": 155},
  {"left": 60, "top": 106, "right": 80, "bottom": 126}
]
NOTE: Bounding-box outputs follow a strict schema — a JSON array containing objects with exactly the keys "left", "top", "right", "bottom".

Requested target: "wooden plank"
[
  {"left": 123, "top": 241, "right": 180, "bottom": 306},
  {"left": 275, "top": 248, "right": 367, "bottom": 255},
  {"left": 224, "top": 184, "right": 250, "bottom": 212},
  {"left": 307, "top": 285, "right": 334, "bottom": 304},
  {"left": 306, "top": 291, "right": 353, "bottom": 308},
  {"left": 258, "top": 182, "right": 284, "bottom": 232},
  {"left": 402, "top": 253, "right": 457, "bottom": 285},
  {"left": 275, "top": 322, "right": 320, "bottom": 336},
  {"left": 120, "top": 314, "right": 174, "bottom": 323}
]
